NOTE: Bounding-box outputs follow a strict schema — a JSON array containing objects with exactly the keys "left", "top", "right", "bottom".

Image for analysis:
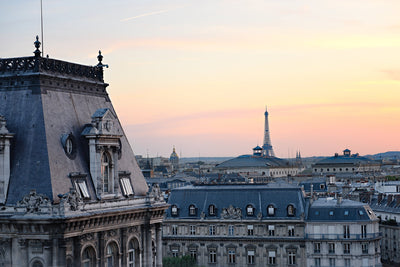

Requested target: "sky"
[{"left": 1, "top": 0, "right": 400, "bottom": 158}]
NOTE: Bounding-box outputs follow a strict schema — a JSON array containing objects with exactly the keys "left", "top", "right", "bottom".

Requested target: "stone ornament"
[
  {"left": 150, "top": 184, "right": 162, "bottom": 201},
  {"left": 17, "top": 190, "right": 50, "bottom": 213},
  {"left": 222, "top": 205, "right": 242, "bottom": 219},
  {"left": 60, "top": 188, "right": 82, "bottom": 211}
]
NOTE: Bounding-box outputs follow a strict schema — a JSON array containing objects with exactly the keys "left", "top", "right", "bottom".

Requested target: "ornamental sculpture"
[
  {"left": 17, "top": 190, "right": 50, "bottom": 213},
  {"left": 221, "top": 205, "right": 242, "bottom": 219}
]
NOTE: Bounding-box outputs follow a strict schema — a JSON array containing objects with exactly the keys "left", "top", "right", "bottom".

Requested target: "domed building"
[{"left": 170, "top": 146, "right": 179, "bottom": 171}]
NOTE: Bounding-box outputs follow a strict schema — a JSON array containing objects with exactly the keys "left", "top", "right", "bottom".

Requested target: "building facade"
[
  {"left": 0, "top": 37, "right": 168, "bottom": 266},
  {"left": 163, "top": 184, "right": 381, "bottom": 267}
]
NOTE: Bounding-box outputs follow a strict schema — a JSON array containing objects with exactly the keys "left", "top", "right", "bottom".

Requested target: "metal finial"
[
  {"left": 34, "top": 36, "right": 41, "bottom": 57},
  {"left": 97, "top": 50, "right": 103, "bottom": 65}
]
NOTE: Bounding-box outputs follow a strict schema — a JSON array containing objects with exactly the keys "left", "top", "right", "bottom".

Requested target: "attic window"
[
  {"left": 189, "top": 205, "right": 197, "bottom": 216},
  {"left": 359, "top": 210, "right": 364, "bottom": 216},
  {"left": 287, "top": 205, "right": 295, "bottom": 216},
  {"left": 246, "top": 205, "right": 255, "bottom": 216},
  {"left": 344, "top": 210, "right": 349, "bottom": 216},
  {"left": 61, "top": 133, "right": 76, "bottom": 159},
  {"left": 329, "top": 210, "right": 334, "bottom": 216},
  {"left": 75, "top": 181, "right": 90, "bottom": 199},
  {"left": 267, "top": 205, "right": 275, "bottom": 216},
  {"left": 209, "top": 205, "right": 216, "bottom": 216},
  {"left": 120, "top": 178, "right": 134, "bottom": 196},
  {"left": 171, "top": 205, "right": 179, "bottom": 216},
  {"left": 315, "top": 211, "right": 319, "bottom": 216}
]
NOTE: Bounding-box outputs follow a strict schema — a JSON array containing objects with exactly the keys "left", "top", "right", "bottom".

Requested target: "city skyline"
[{"left": 1, "top": 0, "right": 400, "bottom": 157}]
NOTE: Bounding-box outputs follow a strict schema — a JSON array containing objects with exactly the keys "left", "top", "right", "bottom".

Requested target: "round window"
[{"left": 61, "top": 133, "right": 77, "bottom": 159}]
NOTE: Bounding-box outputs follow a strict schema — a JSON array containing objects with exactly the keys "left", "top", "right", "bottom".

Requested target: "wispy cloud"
[{"left": 121, "top": 6, "right": 184, "bottom": 22}]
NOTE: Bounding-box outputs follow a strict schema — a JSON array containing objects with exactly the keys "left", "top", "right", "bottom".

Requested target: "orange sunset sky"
[{"left": 1, "top": 0, "right": 400, "bottom": 157}]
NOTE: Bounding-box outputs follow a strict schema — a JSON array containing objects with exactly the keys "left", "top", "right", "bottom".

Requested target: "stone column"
[{"left": 155, "top": 223, "right": 162, "bottom": 267}]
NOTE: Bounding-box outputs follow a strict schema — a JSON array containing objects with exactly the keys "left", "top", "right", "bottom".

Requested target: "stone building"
[
  {"left": 163, "top": 183, "right": 381, "bottom": 267},
  {"left": 0, "top": 37, "right": 168, "bottom": 266}
]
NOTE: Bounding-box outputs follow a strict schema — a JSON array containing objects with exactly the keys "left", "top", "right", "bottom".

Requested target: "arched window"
[
  {"left": 32, "top": 261, "right": 43, "bottom": 267},
  {"left": 267, "top": 205, "right": 275, "bottom": 216},
  {"left": 101, "top": 152, "right": 112, "bottom": 193},
  {"left": 128, "top": 238, "right": 140, "bottom": 267},
  {"left": 106, "top": 242, "right": 119, "bottom": 267},
  {"left": 189, "top": 205, "right": 196, "bottom": 216},
  {"left": 287, "top": 205, "right": 295, "bottom": 216},
  {"left": 82, "top": 246, "right": 96, "bottom": 267},
  {"left": 208, "top": 205, "right": 216, "bottom": 216},
  {"left": 246, "top": 205, "right": 254, "bottom": 216}
]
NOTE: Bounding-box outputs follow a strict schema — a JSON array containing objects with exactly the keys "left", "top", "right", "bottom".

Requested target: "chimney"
[
  {"left": 388, "top": 194, "right": 393, "bottom": 205},
  {"left": 396, "top": 195, "right": 400, "bottom": 207},
  {"left": 338, "top": 196, "right": 342, "bottom": 205},
  {"left": 378, "top": 193, "right": 383, "bottom": 204}
]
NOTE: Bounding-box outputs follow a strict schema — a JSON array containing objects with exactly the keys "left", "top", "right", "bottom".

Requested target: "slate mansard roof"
[
  {"left": 0, "top": 52, "right": 148, "bottom": 204},
  {"left": 216, "top": 154, "right": 290, "bottom": 169},
  {"left": 166, "top": 183, "right": 306, "bottom": 220}
]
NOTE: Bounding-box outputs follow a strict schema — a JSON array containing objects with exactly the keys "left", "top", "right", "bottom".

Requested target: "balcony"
[{"left": 305, "top": 232, "right": 382, "bottom": 241}]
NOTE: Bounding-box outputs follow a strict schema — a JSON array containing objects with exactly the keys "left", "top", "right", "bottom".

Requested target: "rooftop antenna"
[{"left": 40, "top": 0, "right": 44, "bottom": 56}]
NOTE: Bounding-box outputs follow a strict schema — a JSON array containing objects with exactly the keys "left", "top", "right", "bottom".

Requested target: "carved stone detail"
[
  {"left": 60, "top": 188, "right": 82, "bottom": 211},
  {"left": 221, "top": 205, "right": 242, "bottom": 220},
  {"left": 17, "top": 190, "right": 50, "bottom": 213},
  {"left": 150, "top": 184, "right": 162, "bottom": 201}
]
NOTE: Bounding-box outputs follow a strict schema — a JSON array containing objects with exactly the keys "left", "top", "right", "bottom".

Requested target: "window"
[
  {"left": 329, "top": 258, "right": 335, "bottom": 267},
  {"left": 228, "top": 249, "right": 236, "bottom": 263},
  {"left": 171, "top": 247, "right": 179, "bottom": 258},
  {"left": 287, "top": 205, "right": 295, "bottom": 216},
  {"left": 362, "top": 243, "right": 368, "bottom": 254},
  {"left": 209, "top": 205, "right": 216, "bottom": 216},
  {"left": 209, "top": 225, "right": 216, "bottom": 236},
  {"left": 120, "top": 178, "right": 134, "bottom": 196},
  {"left": 190, "top": 225, "right": 196, "bottom": 235},
  {"left": 127, "top": 239, "right": 139, "bottom": 267},
  {"left": 246, "top": 205, "right": 254, "bottom": 216},
  {"left": 172, "top": 225, "right": 178, "bottom": 235},
  {"left": 361, "top": 225, "right": 367, "bottom": 238},
  {"left": 329, "top": 210, "right": 334, "bottom": 216},
  {"left": 288, "top": 251, "right": 296, "bottom": 265},
  {"left": 344, "top": 210, "right": 349, "bottom": 216},
  {"left": 82, "top": 246, "right": 96, "bottom": 267},
  {"left": 75, "top": 180, "right": 90, "bottom": 199},
  {"left": 344, "top": 259, "right": 351, "bottom": 267},
  {"left": 247, "top": 250, "right": 255, "bottom": 264},
  {"left": 314, "top": 242, "right": 321, "bottom": 253},
  {"left": 228, "top": 225, "right": 234, "bottom": 236},
  {"left": 268, "top": 225, "right": 275, "bottom": 236},
  {"left": 343, "top": 225, "right": 350, "bottom": 238},
  {"left": 343, "top": 243, "right": 350, "bottom": 254},
  {"left": 209, "top": 248, "right": 217, "bottom": 263},
  {"left": 314, "top": 258, "right": 321, "bottom": 267},
  {"left": 288, "top": 225, "right": 295, "bottom": 236},
  {"left": 171, "top": 205, "right": 178, "bottom": 216},
  {"left": 267, "top": 205, "right": 275, "bottom": 216},
  {"left": 101, "top": 152, "right": 112, "bottom": 193},
  {"left": 106, "top": 242, "right": 118, "bottom": 267},
  {"left": 328, "top": 243, "right": 335, "bottom": 254},
  {"left": 32, "top": 261, "right": 43, "bottom": 267},
  {"left": 247, "top": 225, "right": 254, "bottom": 236},
  {"left": 189, "top": 205, "right": 196, "bottom": 216},
  {"left": 189, "top": 248, "right": 197, "bottom": 261},
  {"left": 268, "top": 251, "right": 276, "bottom": 264}
]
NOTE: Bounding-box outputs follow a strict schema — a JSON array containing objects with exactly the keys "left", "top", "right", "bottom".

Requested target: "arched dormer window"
[
  {"left": 209, "top": 204, "right": 216, "bottom": 216},
  {"left": 101, "top": 152, "right": 112, "bottom": 193},
  {"left": 171, "top": 205, "right": 179, "bottom": 216},
  {"left": 287, "top": 204, "right": 295, "bottom": 216},
  {"left": 246, "top": 205, "right": 255, "bottom": 216},
  {"left": 189, "top": 204, "right": 197, "bottom": 216},
  {"left": 267, "top": 205, "right": 275, "bottom": 216}
]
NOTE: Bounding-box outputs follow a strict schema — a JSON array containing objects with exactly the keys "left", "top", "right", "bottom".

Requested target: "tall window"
[
  {"left": 106, "top": 242, "right": 118, "bottom": 267},
  {"left": 288, "top": 225, "right": 295, "bottom": 236},
  {"left": 267, "top": 205, "right": 275, "bottom": 216},
  {"left": 228, "top": 249, "right": 236, "bottom": 263},
  {"left": 328, "top": 243, "right": 335, "bottom": 254},
  {"left": 247, "top": 225, "right": 254, "bottom": 236},
  {"left": 288, "top": 251, "right": 296, "bottom": 265},
  {"left": 209, "top": 225, "right": 216, "bottom": 235},
  {"left": 247, "top": 250, "right": 255, "bottom": 264},
  {"left": 128, "top": 239, "right": 139, "bottom": 267},
  {"left": 171, "top": 247, "right": 179, "bottom": 258},
  {"left": 190, "top": 225, "right": 196, "bottom": 235},
  {"left": 171, "top": 205, "right": 178, "bottom": 216},
  {"left": 82, "top": 246, "right": 96, "bottom": 267},
  {"left": 228, "top": 225, "right": 234, "bottom": 236},
  {"left": 361, "top": 225, "right": 367, "bottom": 238},
  {"left": 172, "top": 225, "right": 178, "bottom": 235},
  {"left": 268, "top": 251, "right": 276, "bottom": 264},
  {"left": 189, "top": 205, "right": 196, "bottom": 216},
  {"left": 362, "top": 243, "right": 368, "bottom": 254},
  {"left": 287, "top": 205, "right": 295, "bottom": 216},
  {"left": 101, "top": 152, "right": 111, "bottom": 193},
  {"left": 343, "top": 243, "right": 350, "bottom": 254},
  {"left": 343, "top": 225, "right": 350, "bottom": 238},
  {"left": 314, "top": 242, "right": 321, "bottom": 253},
  {"left": 246, "top": 205, "right": 254, "bottom": 216},
  {"left": 209, "top": 205, "right": 216, "bottom": 216},
  {"left": 344, "top": 259, "right": 351, "bottom": 267},
  {"left": 268, "top": 225, "right": 275, "bottom": 236},
  {"left": 209, "top": 248, "right": 217, "bottom": 263},
  {"left": 329, "top": 258, "right": 335, "bottom": 267},
  {"left": 189, "top": 248, "right": 197, "bottom": 261},
  {"left": 314, "top": 258, "right": 321, "bottom": 267}
]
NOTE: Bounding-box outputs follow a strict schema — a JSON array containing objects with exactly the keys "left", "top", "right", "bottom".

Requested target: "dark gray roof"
[
  {"left": 308, "top": 198, "right": 376, "bottom": 222},
  {"left": 166, "top": 183, "right": 305, "bottom": 220},
  {"left": 313, "top": 154, "right": 377, "bottom": 166},
  {"left": 216, "top": 155, "right": 290, "bottom": 169},
  {"left": 299, "top": 177, "right": 327, "bottom": 192}
]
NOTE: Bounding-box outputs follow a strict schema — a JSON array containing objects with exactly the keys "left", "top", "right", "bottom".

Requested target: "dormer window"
[
  {"left": 189, "top": 205, "right": 197, "bottom": 216},
  {"left": 101, "top": 152, "right": 112, "bottom": 193},
  {"left": 287, "top": 205, "right": 295, "bottom": 216},
  {"left": 61, "top": 133, "right": 76, "bottom": 159},
  {"left": 209, "top": 204, "right": 216, "bottom": 216},
  {"left": 120, "top": 178, "right": 134, "bottom": 196},
  {"left": 267, "top": 205, "right": 275, "bottom": 216},
  {"left": 246, "top": 205, "right": 255, "bottom": 216},
  {"left": 75, "top": 180, "right": 90, "bottom": 199},
  {"left": 171, "top": 205, "right": 179, "bottom": 216}
]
